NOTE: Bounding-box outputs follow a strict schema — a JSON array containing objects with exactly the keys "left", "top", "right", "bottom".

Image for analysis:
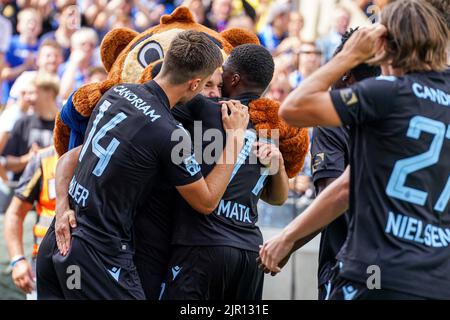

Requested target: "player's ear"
[
  {"left": 189, "top": 78, "right": 202, "bottom": 92},
  {"left": 231, "top": 73, "right": 241, "bottom": 87}
]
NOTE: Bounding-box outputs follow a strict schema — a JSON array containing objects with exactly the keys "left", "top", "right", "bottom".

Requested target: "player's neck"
[{"left": 153, "top": 77, "right": 182, "bottom": 108}]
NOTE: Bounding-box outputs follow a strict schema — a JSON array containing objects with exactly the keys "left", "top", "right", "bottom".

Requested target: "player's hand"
[
  {"left": 12, "top": 259, "right": 34, "bottom": 294},
  {"left": 220, "top": 100, "right": 249, "bottom": 133},
  {"left": 253, "top": 142, "right": 284, "bottom": 174},
  {"left": 256, "top": 252, "right": 291, "bottom": 276},
  {"left": 259, "top": 232, "right": 295, "bottom": 273},
  {"left": 340, "top": 24, "right": 387, "bottom": 65},
  {"left": 55, "top": 207, "right": 77, "bottom": 256}
]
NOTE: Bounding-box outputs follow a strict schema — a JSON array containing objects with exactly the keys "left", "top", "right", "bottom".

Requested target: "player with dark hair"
[
  {"left": 311, "top": 28, "right": 381, "bottom": 300},
  {"left": 36, "top": 30, "right": 249, "bottom": 300},
  {"left": 261, "top": 0, "right": 450, "bottom": 299},
  {"left": 159, "top": 43, "right": 288, "bottom": 300}
]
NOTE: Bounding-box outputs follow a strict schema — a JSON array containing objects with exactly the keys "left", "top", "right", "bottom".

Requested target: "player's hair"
[
  {"left": 426, "top": 0, "right": 450, "bottom": 31},
  {"left": 333, "top": 27, "right": 381, "bottom": 85},
  {"left": 160, "top": 30, "right": 224, "bottom": 85},
  {"left": 379, "top": 0, "right": 448, "bottom": 72},
  {"left": 226, "top": 44, "right": 274, "bottom": 91}
]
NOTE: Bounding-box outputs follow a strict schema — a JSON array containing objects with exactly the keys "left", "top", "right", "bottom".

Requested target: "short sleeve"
[
  {"left": 160, "top": 124, "right": 203, "bottom": 186},
  {"left": 330, "top": 76, "right": 398, "bottom": 125},
  {"left": 311, "top": 126, "right": 349, "bottom": 184},
  {"left": 15, "top": 153, "right": 42, "bottom": 204}
]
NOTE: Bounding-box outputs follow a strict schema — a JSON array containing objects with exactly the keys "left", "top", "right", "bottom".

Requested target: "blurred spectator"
[
  {"left": 0, "top": 75, "right": 36, "bottom": 156},
  {"left": 265, "top": 74, "right": 291, "bottom": 103},
  {"left": 201, "top": 68, "right": 222, "bottom": 98},
  {"left": 85, "top": 0, "right": 159, "bottom": 36},
  {"left": 0, "top": 0, "right": 19, "bottom": 35},
  {"left": 316, "top": 6, "right": 351, "bottom": 62},
  {"left": 227, "top": 14, "right": 254, "bottom": 31},
  {"left": 289, "top": 42, "right": 322, "bottom": 88},
  {"left": 273, "top": 11, "right": 304, "bottom": 57},
  {"left": 0, "top": 14, "right": 12, "bottom": 99},
  {"left": 182, "top": 0, "right": 211, "bottom": 26},
  {"left": 8, "top": 40, "right": 63, "bottom": 105},
  {"left": 4, "top": 146, "right": 57, "bottom": 299},
  {"left": 58, "top": 27, "right": 98, "bottom": 100},
  {"left": 288, "top": 11, "right": 303, "bottom": 38},
  {"left": 41, "top": 2, "right": 80, "bottom": 61},
  {"left": 1, "top": 8, "right": 42, "bottom": 104},
  {"left": 86, "top": 66, "right": 107, "bottom": 84},
  {"left": 208, "top": 0, "right": 233, "bottom": 32},
  {"left": 1, "top": 73, "right": 58, "bottom": 180},
  {"left": 258, "top": 2, "right": 290, "bottom": 53}
]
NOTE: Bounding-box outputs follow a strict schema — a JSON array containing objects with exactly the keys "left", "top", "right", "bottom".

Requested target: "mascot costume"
[{"left": 53, "top": 6, "right": 309, "bottom": 178}]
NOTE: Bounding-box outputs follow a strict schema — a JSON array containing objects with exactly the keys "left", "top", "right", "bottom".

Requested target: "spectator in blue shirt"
[
  {"left": 258, "top": 3, "right": 289, "bottom": 53},
  {"left": 1, "top": 8, "right": 42, "bottom": 104}
]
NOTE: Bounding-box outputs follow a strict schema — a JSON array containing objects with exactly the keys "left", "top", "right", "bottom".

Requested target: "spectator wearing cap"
[
  {"left": 1, "top": 8, "right": 42, "bottom": 105},
  {"left": 58, "top": 27, "right": 98, "bottom": 100},
  {"left": 41, "top": 2, "right": 80, "bottom": 61},
  {"left": 257, "top": 2, "right": 290, "bottom": 53},
  {"left": 316, "top": 5, "right": 351, "bottom": 62}
]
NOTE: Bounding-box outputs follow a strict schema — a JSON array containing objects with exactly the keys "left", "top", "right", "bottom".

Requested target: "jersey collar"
[{"left": 144, "top": 80, "right": 170, "bottom": 110}]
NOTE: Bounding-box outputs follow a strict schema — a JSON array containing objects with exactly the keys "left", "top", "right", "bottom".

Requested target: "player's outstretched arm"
[
  {"left": 256, "top": 142, "right": 289, "bottom": 206},
  {"left": 54, "top": 146, "right": 81, "bottom": 256},
  {"left": 259, "top": 167, "right": 350, "bottom": 273},
  {"left": 279, "top": 25, "right": 387, "bottom": 128},
  {"left": 176, "top": 100, "right": 249, "bottom": 215}
]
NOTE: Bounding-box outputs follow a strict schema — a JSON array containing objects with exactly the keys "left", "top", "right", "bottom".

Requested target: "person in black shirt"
[
  {"left": 311, "top": 29, "right": 380, "bottom": 300},
  {"left": 36, "top": 30, "right": 250, "bottom": 300},
  {"left": 2, "top": 74, "right": 59, "bottom": 181},
  {"left": 260, "top": 0, "right": 450, "bottom": 299},
  {"left": 159, "top": 44, "right": 289, "bottom": 300}
]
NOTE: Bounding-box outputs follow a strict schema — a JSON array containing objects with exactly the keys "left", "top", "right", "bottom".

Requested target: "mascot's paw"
[
  {"left": 72, "top": 80, "right": 115, "bottom": 117},
  {"left": 54, "top": 113, "right": 71, "bottom": 157},
  {"left": 249, "top": 98, "right": 309, "bottom": 178}
]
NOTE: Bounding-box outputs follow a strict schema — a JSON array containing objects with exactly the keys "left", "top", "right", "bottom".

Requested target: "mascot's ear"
[
  {"left": 220, "top": 28, "right": 260, "bottom": 47},
  {"left": 161, "top": 6, "right": 195, "bottom": 24},
  {"left": 101, "top": 28, "right": 138, "bottom": 72}
]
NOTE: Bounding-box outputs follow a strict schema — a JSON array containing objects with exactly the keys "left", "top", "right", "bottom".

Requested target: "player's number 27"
[{"left": 386, "top": 115, "right": 450, "bottom": 213}]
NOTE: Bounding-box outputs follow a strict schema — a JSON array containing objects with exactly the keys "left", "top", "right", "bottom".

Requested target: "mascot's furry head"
[{"left": 54, "top": 7, "right": 309, "bottom": 178}]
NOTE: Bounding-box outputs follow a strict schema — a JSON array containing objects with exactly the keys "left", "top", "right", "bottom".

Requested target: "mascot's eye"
[{"left": 138, "top": 41, "right": 164, "bottom": 68}]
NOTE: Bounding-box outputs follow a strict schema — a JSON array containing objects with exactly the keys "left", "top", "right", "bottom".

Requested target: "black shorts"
[
  {"left": 36, "top": 223, "right": 145, "bottom": 300},
  {"left": 329, "top": 276, "right": 425, "bottom": 300},
  {"left": 134, "top": 257, "right": 166, "bottom": 300},
  {"left": 161, "top": 246, "right": 263, "bottom": 300}
]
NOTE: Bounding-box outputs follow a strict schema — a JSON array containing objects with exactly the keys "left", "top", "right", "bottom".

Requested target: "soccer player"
[
  {"left": 36, "top": 30, "right": 249, "bottom": 299},
  {"left": 310, "top": 29, "right": 380, "bottom": 300},
  {"left": 159, "top": 44, "right": 289, "bottom": 300},
  {"left": 260, "top": 0, "right": 450, "bottom": 299}
]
